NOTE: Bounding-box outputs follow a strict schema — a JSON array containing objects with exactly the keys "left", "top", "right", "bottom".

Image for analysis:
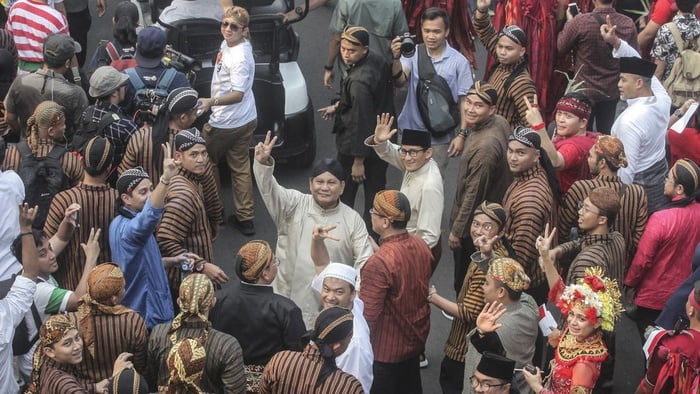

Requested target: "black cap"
[
  {"left": 619, "top": 57, "right": 656, "bottom": 78},
  {"left": 477, "top": 352, "right": 515, "bottom": 382},
  {"left": 311, "top": 158, "right": 345, "bottom": 181},
  {"left": 401, "top": 129, "right": 431, "bottom": 149}
]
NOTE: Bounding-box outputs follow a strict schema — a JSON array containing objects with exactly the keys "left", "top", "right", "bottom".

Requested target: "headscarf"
[
  {"left": 555, "top": 96, "right": 592, "bottom": 120},
  {"left": 593, "top": 135, "right": 628, "bottom": 170},
  {"left": 673, "top": 159, "right": 700, "bottom": 196},
  {"left": 372, "top": 189, "right": 411, "bottom": 223},
  {"left": 473, "top": 201, "right": 506, "bottom": 231},
  {"left": 166, "top": 337, "right": 206, "bottom": 393},
  {"left": 83, "top": 136, "right": 115, "bottom": 174},
  {"left": 588, "top": 186, "right": 621, "bottom": 216},
  {"left": 108, "top": 368, "right": 149, "bottom": 394},
  {"left": 169, "top": 274, "right": 215, "bottom": 344},
  {"left": 341, "top": 26, "right": 369, "bottom": 47},
  {"left": 26, "top": 315, "right": 78, "bottom": 394},
  {"left": 310, "top": 158, "right": 345, "bottom": 181},
  {"left": 152, "top": 87, "right": 199, "bottom": 163},
  {"left": 234, "top": 240, "right": 273, "bottom": 283},
  {"left": 499, "top": 25, "right": 527, "bottom": 47},
  {"left": 509, "top": 126, "right": 563, "bottom": 204},
  {"left": 174, "top": 128, "right": 206, "bottom": 152},
  {"left": 117, "top": 167, "right": 150, "bottom": 195},
  {"left": 78, "top": 263, "right": 133, "bottom": 357},
  {"left": 487, "top": 257, "right": 530, "bottom": 292},
  {"left": 467, "top": 81, "right": 498, "bottom": 106},
  {"left": 556, "top": 267, "right": 623, "bottom": 332},
  {"left": 309, "top": 307, "right": 354, "bottom": 387}
]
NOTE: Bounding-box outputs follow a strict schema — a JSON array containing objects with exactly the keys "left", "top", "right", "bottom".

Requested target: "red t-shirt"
[
  {"left": 668, "top": 127, "right": 700, "bottom": 166},
  {"left": 649, "top": 0, "right": 678, "bottom": 24},
  {"left": 553, "top": 131, "right": 600, "bottom": 195}
]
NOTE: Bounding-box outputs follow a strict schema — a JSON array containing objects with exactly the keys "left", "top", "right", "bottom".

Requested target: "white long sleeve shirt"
[
  {"left": 0, "top": 276, "right": 36, "bottom": 394},
  {"left": 253, "top": 159, "right": 373, "bottom": 328},
  {"left": 367, "top": 138, "right": 444, "bottom": 248},
  {"left": 611, "top": 40, "right": 671, "bottom": 184},
  {"left": 0, "top": 171, "right": 25, "bottom": 280}
]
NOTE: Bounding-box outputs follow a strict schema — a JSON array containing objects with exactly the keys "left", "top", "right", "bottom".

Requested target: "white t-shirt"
[{"left": 208, "top": 39, "right": 257, "bottom": 129}]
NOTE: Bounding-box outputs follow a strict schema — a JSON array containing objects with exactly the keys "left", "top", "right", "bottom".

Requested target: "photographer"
[
  {"left": 390, "top": 7, "right": 473, "bottom": 177},
  {"left": 123, "top": 27, "right": 190, "bottom": 120}
]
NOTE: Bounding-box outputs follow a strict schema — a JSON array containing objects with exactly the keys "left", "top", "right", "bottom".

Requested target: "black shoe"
[{"left": 229, "top": 216, "right": 255, "bottom": 236}]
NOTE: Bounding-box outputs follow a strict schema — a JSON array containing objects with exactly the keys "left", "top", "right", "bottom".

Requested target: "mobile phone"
[{"left": 568, "top": 3, "right": 579, "bottom": 17}]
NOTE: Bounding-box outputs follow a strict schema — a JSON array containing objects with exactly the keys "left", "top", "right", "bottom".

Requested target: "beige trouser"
[{"left": 202, "top": 119, "right": 257, "bottom": 221}]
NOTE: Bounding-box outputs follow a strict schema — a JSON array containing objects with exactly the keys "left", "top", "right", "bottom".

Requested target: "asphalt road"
[{"left": 85, "top": 1, "right": 645, "bottom": 392}]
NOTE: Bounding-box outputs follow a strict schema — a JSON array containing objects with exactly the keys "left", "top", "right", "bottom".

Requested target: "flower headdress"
[{"left": 556, "top": 267, "right": 623, "bottom": 332}]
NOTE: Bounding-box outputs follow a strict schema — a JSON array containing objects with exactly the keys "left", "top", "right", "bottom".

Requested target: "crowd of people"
[{"left": 1, "top": 0, "right": 700, "bottom": 392}]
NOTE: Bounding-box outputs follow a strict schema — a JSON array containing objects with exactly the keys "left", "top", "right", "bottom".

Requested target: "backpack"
[
  {"left": 0, "top": 274, "right": 43, "bottom": 356},
  {"left": 125, "top": 67, "right": 178, "bottom": 123},
  {"left": 72, "top": 106, "right": 123, "bottom": 153},
  {"left": 662, "top": 22, "right": 700, "bottom": 108},
  {"left": 17, "top": 141, "right": 68, "bottom": 230},
  {"left": 648, "top": 330, "right": 700, "bottom": 393},
  {"left": 416, "top": 45, "right": 459, "bottom": 138},
  {"left": 99, "top": 40, "right": 137, "bottom": 72}
]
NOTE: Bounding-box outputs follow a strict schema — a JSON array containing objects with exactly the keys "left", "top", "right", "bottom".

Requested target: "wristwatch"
[{"left": 294, "top": 6, "right": 304, "bottom": 16}]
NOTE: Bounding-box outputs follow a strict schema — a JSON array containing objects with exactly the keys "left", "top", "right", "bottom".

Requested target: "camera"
[
  {"left": 163, "top": 46, "right": 202, "bottom": 74},
  {"left": 399, "top": 32, "right": 417, "bottom": 58}
]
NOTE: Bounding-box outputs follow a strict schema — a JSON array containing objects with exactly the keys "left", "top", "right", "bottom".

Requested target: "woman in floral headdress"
[{"left": 523, "top": 224, "right": 623, "bottom": 393}]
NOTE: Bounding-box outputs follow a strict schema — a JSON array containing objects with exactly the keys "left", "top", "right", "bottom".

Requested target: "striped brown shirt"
[
  {"left": 147, "top": 320, "right": 246, "bottom": 393},
  {"left": 66, "top": 308, "right": 148, "bottom": 383},
  {"left": 473, "top": 11, "right": 538, "bottom": 128},
  {"left": 503, "top": 166, "right": 557, "bottom": 288},
  {"left": 259, "top": 344, "right": 364, "bottom": 394},
  {"left": 44, "top": 183, "right": 118, "bottom": 290},
  {"left": 559, "top": 174, "right": 648, "bottom": 270},
  {"left": 445, "top": 243, "right": 510, "bottom": 362},
  {"left": 119, "top": 126, "right": 224, "bottom": 228},
  {"left": 156, "top": 168, "right": 215, "bottom": 292},
  {"left": 2, "top": 139, "right": 83, "bottom": 186},
  {"left": 36, "top": 359, "right": 95, "bottom": 394},
  {"left": 560, "top": 232, "right": 627, "bottom": 285}
]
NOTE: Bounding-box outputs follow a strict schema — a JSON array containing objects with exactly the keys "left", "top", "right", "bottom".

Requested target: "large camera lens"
[{"left": 400, "top": 33, "right": 416, "bottom": 58}]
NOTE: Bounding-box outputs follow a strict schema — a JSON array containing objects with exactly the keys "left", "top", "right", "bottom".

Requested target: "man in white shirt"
[
  {"left": 0, "top": 137, "right": 25, "bottom": 280},
  {"left": 603, "top": 18, "right": 671, "bottom": 214},
  {"left": 0, "top": 204, "right": 40, "bottom": 394},
  {"left": 365, "top": 114, "right": 444, "bottom": 268},
  {"left": 310, "top": 224, "right": 374, "bottom": 393},
  {"left": 253, "top": 131, "right": 373, "bottom": 328}
]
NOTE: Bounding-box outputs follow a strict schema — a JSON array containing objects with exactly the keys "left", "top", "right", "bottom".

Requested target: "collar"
[
  {"left": 36, "top": 69, "right": 69, "bottom": 82},
  {"left": 471, "top": 115, "right": 498, "bottom": 133},
  {"left": 96, "top": 102, "right": 125, "bottom": 115},
  {"left": 177, "top": 167, "right": 202, "bottom": 184},
  {"left": 579, "top": 232, "right": 616, "bottom": 247},
  {"left": 425, "top": 42, "right": 453, "bottom": 62},
  {"left": 78, "top": 181, "right": 113, "bottom": 191},
  {"left": 595, "top": 174, "right": 622, "bottom": 183},
  {"left": 406, "top": 159, "right": 433, "bottom": 176},
  {"left": 42, "top": 357, "right": 78, "bottom": 375},
  {"left": 514, "top": 165, "right": 542, "bottom": 181},
  {"left": 379, "top": 231, "right": 410, "bottom": 244},
  {"left": 240, "top": 281, "right": 274, "bottom": 291},
  {"left": 312, "top": 199, "right": 342, "bottom": 214},
  {"left": 303, "top": 343, "right": 323, "bottom": 361},
  {"left": 346, "top": 52, "right": 369, "bottom": 72}
]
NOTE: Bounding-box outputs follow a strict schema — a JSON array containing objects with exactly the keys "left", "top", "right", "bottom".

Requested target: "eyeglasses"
[
  {"left": 369, "top": 208, "right": 383, "bottom": 217},
  {"left": 221, "top": 21, "right": 246, "bottom": 31},
  {"left": 471, "top": 220, "right": 494, "bottom": 232},
  {"left": 470, "top": 375, "right": 508, "bottom": 391},
  {"left": 398, "top": 147, "right": 426, "bottom": 157},
  {"left": 577, "top": 201, "right": 606, "bottom": 216}
]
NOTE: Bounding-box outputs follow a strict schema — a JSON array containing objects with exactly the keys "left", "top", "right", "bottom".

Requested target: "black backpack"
[
  {"left": 17, "top": 141, "right": 68, "bottom": 230},
  {"left": 0, "top": 274, "right": 42, "bottom": 356},
  {"left": 416, "top": 44, "right": 460, "bottom": 138},
  {"left": 72, "top": 106, "right": 122, "bottom": 154},
  {"left": 125, "top": 67, "right": 177, "bottom": 123}
]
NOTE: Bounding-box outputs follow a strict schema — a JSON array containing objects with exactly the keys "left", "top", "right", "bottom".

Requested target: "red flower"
[
  {"left": 585, "top": 306, "right": 598, "bottom": 324},
  {"left": 584, "top": 275, "right": 605, "bottom": 292}
]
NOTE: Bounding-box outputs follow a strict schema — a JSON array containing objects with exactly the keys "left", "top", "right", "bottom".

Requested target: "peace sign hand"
[
  {"left": 374, "top": 113, "right": 397, "bottom": 144},
  {"left": 255, "top": 131, "right": 278, "bottom": 166},
  {"left": 523, "top": 95, "right": 544, "bottom": 128},
  {"left": 161, "top": 142, "right": 180, "bottom": 181},
  {"left": 312, "top": 224, "right": 341, "bottom": 242},
  {"left": 600, "top": 15, "right": 620, "bottom": 47}
]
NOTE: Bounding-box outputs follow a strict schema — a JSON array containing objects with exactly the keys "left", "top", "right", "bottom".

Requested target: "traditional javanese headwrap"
[
  {"left": 26, "top": 314, "right": 78, "bottom": 394},
  {"left": 174, "top": 127, "right": 206, "bottom": 152},
  {"left": 310, "top": 307, "right": 354, "bottom": 387},
  {"left": 499, "top": 25, "right": 527, "bottom": 47},
  {"left": 166, "top": 337, "right": 206, "bottom": 394},
  {"left": 487, "top": 257, "right": 530, "bottom": 292},
  {"left": 555, "top": 96, "right": 592, "bottom": 120},
  {"left": 473, "top": 201, "right": 507, "bottom": 231},
  {"left": 588, "top": 186, "right": 621, "bottom": 216},
  {"left": 78, "top": 263, "right": 132, "bottom": 358},
  {"left": 234, "top": 240, "right": 273, "bottom": 283},
  {"left": 467, "top": 81, "right": 498, "bottom": 106},
  {"left": 166, "top": 87, "right": 199, "bottom": 114},
  {"left": 508, "top": 126, "right": 541, "bottom": 149},
  {"left": 341, "top": 26, "right": 369, "bottom": 47},
  {"left": 108, "top": 368, "right": 149, "bottom": 394},
  {"left": 593, "top": 135, "right": 628, "bottom": 169},
  {"left": 556, "top": 267, "right": 623, "bottom": 332},
  {"left": 170, "top": 274, "right": 215, "bottom": 344},
  {"left": 672, "top": 159, "right": 700, "bottom": 195},
  {"left": 116, "top": 167, "right": 150, "bottom": 195},
  {"left": 83, "top": 136, "right": 115, "bottom": 174},
  {"left": 372, "top": 189, "right": 411, "bottom": 222},
  {"left": 310, "top": 158, "right": 345, "bottom": 181}
]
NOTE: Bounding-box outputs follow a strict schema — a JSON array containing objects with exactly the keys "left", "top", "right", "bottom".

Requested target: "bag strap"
[
  {"left": 97, "top": 112, "right": 121, "bottom": 134},
  {"left": 125, "top": 68, "right": 146, "bottom": 91},
  {"left": 47, "top": 144, "right": 66, "bottom": 160},
  {"left": 27, "top": 302, "right": 41, "bottom": 348},
  {"left": 665, "top": 22, "right": 686, "bottom": 51},
  {"left": 592, "top": 12, "right": 606, "bottom": 26},
  {"left": 17, "top": 141, "right": 32, "bottom": 159},
  {"left": 104, "top": 41, "right": 120, "bottom": 62},
  {"left": 156, "top": 68, "right": 178, "bottom": 91},
  {"left": 417, "top": 44, "right": 437, "bottom": 80}
]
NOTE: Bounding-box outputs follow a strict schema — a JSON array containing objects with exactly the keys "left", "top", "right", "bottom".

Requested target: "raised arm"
[{"left": 310, "top": 224, "right": 340, "bottom": 275}]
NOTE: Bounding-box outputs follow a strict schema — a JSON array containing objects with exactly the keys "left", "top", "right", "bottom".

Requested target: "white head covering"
[{"left": 322, "top": 263, "right": 357, "bottom": 287}]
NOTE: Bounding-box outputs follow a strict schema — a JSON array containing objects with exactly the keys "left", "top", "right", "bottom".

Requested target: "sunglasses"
[{"left": 221, "top": 21, "right": 246, "bottom": 31}]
